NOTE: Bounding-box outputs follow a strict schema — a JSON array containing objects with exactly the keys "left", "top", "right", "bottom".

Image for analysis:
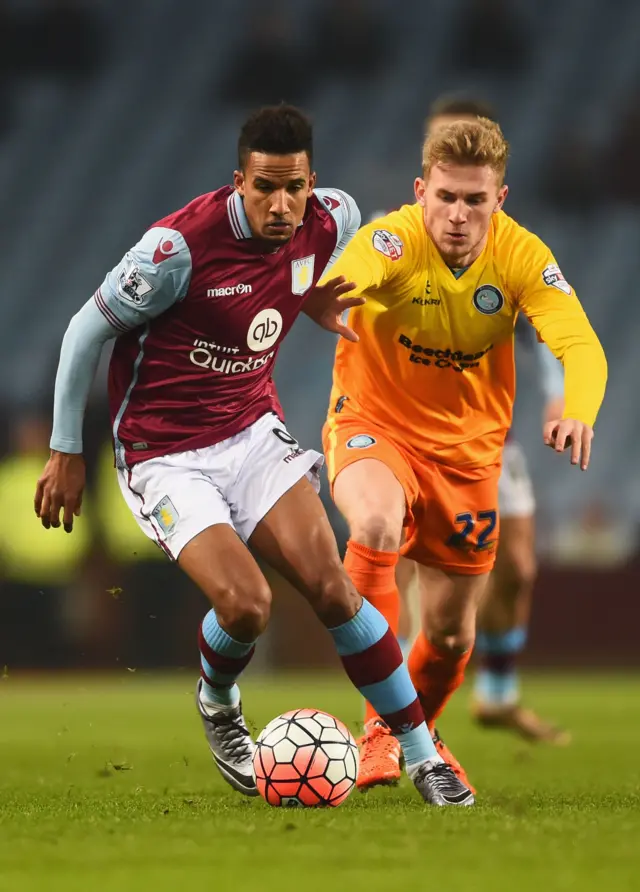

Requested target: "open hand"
[
  {"left": 543, "top": 418, "right": 593, "bottom": 471},
  {"left": 34, "top": 451, "right": 86, "bottom": 532},
  {"left": 303, "top": 275, "right": 364, "bottom": 342}
]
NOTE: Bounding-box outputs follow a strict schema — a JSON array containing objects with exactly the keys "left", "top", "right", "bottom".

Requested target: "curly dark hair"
[{"left": 238, "top": 104, "right": 313, "bottom": 169}]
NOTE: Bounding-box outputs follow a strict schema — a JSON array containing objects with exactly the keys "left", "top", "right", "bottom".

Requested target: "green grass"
[{"left": 1, "top": 673, "right": 639, "bottom": 892}]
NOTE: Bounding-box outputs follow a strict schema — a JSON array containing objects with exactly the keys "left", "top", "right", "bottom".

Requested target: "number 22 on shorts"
[{"left": 446, "top": 510, "right": 497, "bottom": 551}]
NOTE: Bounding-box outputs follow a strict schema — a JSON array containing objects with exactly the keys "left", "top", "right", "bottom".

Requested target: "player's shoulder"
[
  {"left": 492, "top": 210, "right": 550, "bottom": 260},
  {"left": 311, "top": 188, "right": 361, "bottom": 233},
  {"left": 151, "top": 186, "right": 233, "bottom": 242},
  {"left": 360, "top": 203, "right": 423, "bottom": 261}
]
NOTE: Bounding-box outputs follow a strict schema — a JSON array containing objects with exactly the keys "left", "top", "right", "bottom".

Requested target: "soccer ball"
[{"left": 253, "top": 708, "right": 359, "bottom": 807}]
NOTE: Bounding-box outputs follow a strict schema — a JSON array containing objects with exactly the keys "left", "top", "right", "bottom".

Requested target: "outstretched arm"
[
  {"left": 518, "top": 257, "right": 607, "bottom": 471},
  {"left": 36, "top": 227, "right": 192, "bottom": 531}
]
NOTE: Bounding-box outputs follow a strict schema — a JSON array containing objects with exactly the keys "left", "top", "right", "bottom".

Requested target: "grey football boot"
[
  {"left": 411, "top": 761, "right": 476, "bottom": 806},
  {"left": 195, "top": 678, "right": 258, "bottom": 796}
]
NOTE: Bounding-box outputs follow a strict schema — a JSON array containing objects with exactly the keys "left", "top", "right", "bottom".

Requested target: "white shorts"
[
  {"left": 117, "top": 413, "right": 323, "bottom": 560},
  {"left": 499, "top": 440, "right": 536, "bottom": 519}
]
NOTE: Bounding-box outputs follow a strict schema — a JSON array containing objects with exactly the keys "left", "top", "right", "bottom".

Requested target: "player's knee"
[
  {"left": 350, "top": 511, "right": 401, "bottom": 552},
  {"left": 310, "top": 565, "right": 361, "bottom": 628},
  {"left": 504, "top": 549, "right": 537, "bottom": 592},
  {"left": 216, "top": 583, "right": 272, "bottom": 641},
  {"left": 427, "top": 615, "right": 476, "bottom": 654}
]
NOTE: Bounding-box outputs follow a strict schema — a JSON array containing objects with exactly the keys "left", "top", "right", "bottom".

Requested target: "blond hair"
[{"left": 422, "top": 117, "right": 509, "bottom": 185}]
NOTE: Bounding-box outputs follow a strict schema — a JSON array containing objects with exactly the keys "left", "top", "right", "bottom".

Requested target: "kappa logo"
[
  {"left": 473, "top": 285, "right": 504, "bottom": 315},
  {"left": 291, "top": 255, "right": 315, "bottom": 296},
  {"left": 152, "top": 238, "right": 179, "bottom": 264},
  {"left": 372, "top": 229, "right": 403, "bottom": 261},
  {"left": 247, "top": 308, "right": 283, "bottom": 352},
  {"left": 542, "top": 263, "right": 572, "bottom": 295}
]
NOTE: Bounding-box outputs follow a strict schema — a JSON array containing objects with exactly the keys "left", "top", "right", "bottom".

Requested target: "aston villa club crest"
[{"left": 291, "top": 254, "right": 315, "bottom": 296}]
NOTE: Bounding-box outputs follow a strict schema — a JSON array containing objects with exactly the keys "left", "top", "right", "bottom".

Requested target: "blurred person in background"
[
  {"left": 321, "top": 113, "right": 606, "bottom": 793},
  {"left": 0, "top": 411, "right": 91, "bottom": 668}
]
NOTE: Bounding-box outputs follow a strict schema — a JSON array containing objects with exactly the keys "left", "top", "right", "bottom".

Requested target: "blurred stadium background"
[{"left": 1, "top": 0, "right": 639, "bottom": 677}]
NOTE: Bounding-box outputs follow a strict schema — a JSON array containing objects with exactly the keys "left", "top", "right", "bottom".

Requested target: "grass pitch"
[{"left": 0, "top": 672, "right": 639, "bottom": 892}]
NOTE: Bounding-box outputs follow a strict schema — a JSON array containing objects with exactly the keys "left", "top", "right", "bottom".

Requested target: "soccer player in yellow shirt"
[
  {"left": 392, "top": 97, "right": 572, "bottom": 749},
  {"left": 319, "top": 116, "right": 607, "bottom": 793}
]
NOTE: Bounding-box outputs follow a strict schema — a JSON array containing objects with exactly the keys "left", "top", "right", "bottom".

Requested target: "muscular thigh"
[
  {"left": 249, "top": 476, "right": 359, "bottom": 626},
  {"left": 323, "top": 412, "right": 418, "bottom": 548},
  {"left": 178, "top": 522, "right": 267, "bottom": 608}
]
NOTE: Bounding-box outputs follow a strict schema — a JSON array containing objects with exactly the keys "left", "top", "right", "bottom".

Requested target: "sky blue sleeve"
[
  {"left": 535, "top": 337, "right": 565, "bottom": 400},
  {"left": 50, "top": 226, "right": 192, "bottom": 453},
  {"left": 50, "top": 300, "right": 119, "bottom": 453},
  {"left": 95, "top": 226, "right": 192, "bottom": 330},
  {"left": 314, "top": 188, "right": 361, "bottom": 275}
]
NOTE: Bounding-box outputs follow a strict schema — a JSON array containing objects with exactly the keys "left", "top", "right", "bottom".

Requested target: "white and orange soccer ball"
[{"left": 253, "top": 708, "right": 359, "bottom": 807}]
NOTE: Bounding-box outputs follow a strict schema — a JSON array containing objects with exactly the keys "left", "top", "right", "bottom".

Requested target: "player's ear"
[
  {"left": 414, "top": 177, "right": 426, "bottom": 206},
  {"left": 308, "top": 171, "right": 317, "bottom": 193},
  {"left": 495, "top": 184, "right": 508, "bottom": 212},
  {"left": 233, "top": 169, "right": 245, "bottom": 196}
]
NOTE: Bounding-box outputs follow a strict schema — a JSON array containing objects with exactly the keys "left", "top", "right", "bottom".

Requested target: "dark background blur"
[{"left": 1, "top": 0, "right": 639, "bottom": 673}]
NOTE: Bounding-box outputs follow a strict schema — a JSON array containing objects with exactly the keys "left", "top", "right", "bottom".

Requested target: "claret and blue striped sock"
[
  {"left": 198, "top": 609, "right": 256, "bottom": 711},
  {"left": 328, "top": 598, "right": 441, "bottom": 771},
  {"left": 474, "top": 627, "right": 527, "bottom": 707}
]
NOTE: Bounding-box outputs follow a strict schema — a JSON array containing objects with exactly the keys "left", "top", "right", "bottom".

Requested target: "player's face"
[
  {"left": 234, "top": 152, "right": 316, "bottom": 245},
  {"left": 415, "top": 163, "right": 508, "bottom": 267}
]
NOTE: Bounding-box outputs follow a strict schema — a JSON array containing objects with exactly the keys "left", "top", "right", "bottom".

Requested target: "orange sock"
[
  {"left": 344, "top": 539, "right": 399, "bottom": 725},
  {"left": 407, "top": 631, "right": 473, "bottom": 728}
]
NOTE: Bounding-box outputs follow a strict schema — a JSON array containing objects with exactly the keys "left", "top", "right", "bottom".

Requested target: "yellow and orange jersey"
[{"left": 323, "top": 203, "right": 607, "bottom": 468}]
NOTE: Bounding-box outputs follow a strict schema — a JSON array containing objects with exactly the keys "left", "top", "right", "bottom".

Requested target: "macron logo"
[
  {"left": 207, "top": 283, "right": 253, "bottom": 298},
  {"left": 152, "top": 238, "right": 179, "bottom": 264}
]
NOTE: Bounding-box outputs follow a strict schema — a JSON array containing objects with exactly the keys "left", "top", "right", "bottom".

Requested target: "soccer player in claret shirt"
[
  {"left": 321, "top": 116, "right": 607, "bottom": 793},
  {"left": 395, "top": 97, "right": 572, "bottom": 747},
  {"left": 34, "top": 105, "right": 473, "bottom": 807}
]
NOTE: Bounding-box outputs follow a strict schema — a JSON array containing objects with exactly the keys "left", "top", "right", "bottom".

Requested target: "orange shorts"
[{"left": 323, "top": 412, "right": 500, "bottom": 575}]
